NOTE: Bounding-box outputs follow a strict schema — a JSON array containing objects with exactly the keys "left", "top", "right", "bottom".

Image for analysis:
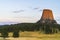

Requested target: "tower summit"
[{"left": 37, "top": 9, "right": 57, "bottom": 24}]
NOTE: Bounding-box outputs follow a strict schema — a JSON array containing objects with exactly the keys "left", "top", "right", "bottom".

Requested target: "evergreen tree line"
[{"left": 0, "top": 23, "right": 60, "bottom": 38}]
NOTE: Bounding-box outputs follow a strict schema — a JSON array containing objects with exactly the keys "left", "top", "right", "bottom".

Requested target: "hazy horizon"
[{"left": 0, "top": 0, "right": 60, "bottom": 25}]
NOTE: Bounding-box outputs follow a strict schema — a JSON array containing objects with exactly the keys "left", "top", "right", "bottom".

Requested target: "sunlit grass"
[
  {"left": 20, "top": 31, "right": 60, "bottom": 40},
  {"left": 0, "top": 31, "right": 60, "bottom": 40}
]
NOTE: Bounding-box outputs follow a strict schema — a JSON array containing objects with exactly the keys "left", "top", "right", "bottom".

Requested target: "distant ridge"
[{"left": 0, "top": 22, "right": 18, "bottom": 25}]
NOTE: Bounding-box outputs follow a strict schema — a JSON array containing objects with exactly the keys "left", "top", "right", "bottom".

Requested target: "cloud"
[
  {"left": 0, "top": 17, "right": 38, "bottom": 23},
  {"left": 29, "top": 7, "right": 40, "bottom": 10},
  {"left": 56, "top": 18, "right": 60, "bottom": 24},
  {"left": 38, "top": 9, "right": 43, "bottom": 12},
  {"left": 31, "top": 7, "right": 43, "bottom": 12},
  {"left": 33, "top": 7, "right": 39, "bottom": 10},
  {"left": 13, "top": 10, "right": 24, "bottom": 13},
  {"left": 56, "top": 18, "right": 60, "bottom": 21}
]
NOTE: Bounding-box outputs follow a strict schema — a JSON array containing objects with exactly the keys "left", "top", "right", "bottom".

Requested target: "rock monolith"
[{"left": 37, "top": 9, "right": 57, "bottom": 24}]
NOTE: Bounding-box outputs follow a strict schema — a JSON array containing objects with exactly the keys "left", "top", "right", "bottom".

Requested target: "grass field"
[
  {"left": 20, "top": 31, "right": 60, "bottom": 40},
  {"left": 0, "top": 31, "right": 60, "bottom": 40}
]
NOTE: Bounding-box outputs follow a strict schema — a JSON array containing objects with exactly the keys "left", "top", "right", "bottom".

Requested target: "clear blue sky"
[{"left": 0, "top": 0, "right": 60, "bottom": 24}]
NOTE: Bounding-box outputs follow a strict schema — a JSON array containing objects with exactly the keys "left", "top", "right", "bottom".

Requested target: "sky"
[{"left": 0, "top": 0, "right": 60, "bottom": 25}]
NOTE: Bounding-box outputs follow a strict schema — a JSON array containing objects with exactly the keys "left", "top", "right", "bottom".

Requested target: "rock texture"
[
  {"left": 41, "top": 9, "right": 54, "bottom": 20},
  {"left": 37, "top": 9, "right": 57, "bottom": 24}
]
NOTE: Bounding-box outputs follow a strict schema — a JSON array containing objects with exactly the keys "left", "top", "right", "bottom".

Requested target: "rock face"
[
  {"left": 41, "top": 9, "right": 54, "bottom": 20},
  {"left": 37, "top": 9, "right": 57, "bottom": 24}
]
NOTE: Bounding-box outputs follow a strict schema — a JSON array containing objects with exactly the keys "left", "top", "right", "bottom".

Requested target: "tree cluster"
[{"left": 0, "top": 23, "right": 60, "bottom": 38}]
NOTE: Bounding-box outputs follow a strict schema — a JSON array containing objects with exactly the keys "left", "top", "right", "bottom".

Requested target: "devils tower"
[{"left": 37, "top": 9, "right": 57, "bottom": 24}]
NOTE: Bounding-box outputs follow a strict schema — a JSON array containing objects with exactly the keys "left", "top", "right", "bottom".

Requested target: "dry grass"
[
  {"left": 19, "top": 31, "right": 60, "bottom": 40},
  {"left": 20, "top": 31, "right": 60, "bottom": 38},
  {"left": 0, "top": 31, "right": 60, "bottom": 40}
]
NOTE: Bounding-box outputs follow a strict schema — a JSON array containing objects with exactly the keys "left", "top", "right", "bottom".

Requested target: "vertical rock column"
[{"left": 37, "top": 9, "right": 57, "bottom": 24}]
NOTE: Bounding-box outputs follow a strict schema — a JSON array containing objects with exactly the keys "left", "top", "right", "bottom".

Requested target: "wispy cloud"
[
  {"left": 31, "top": 7, "right": 43, "bottom": 12},
  {"left": 56, "top": 18, "right": 60, "bottom": 21},
  {"left": 38, "top": 9, "right": 43, "bottom": 12},
  {"left": 33, "top": 7, "right": 39, "bottom": 10},
  {"left": 13, "top": 10, "right": 24, "bottom": 13},
  {"left": 0, "top": 17, "right": 38, "bottom": 23}
]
